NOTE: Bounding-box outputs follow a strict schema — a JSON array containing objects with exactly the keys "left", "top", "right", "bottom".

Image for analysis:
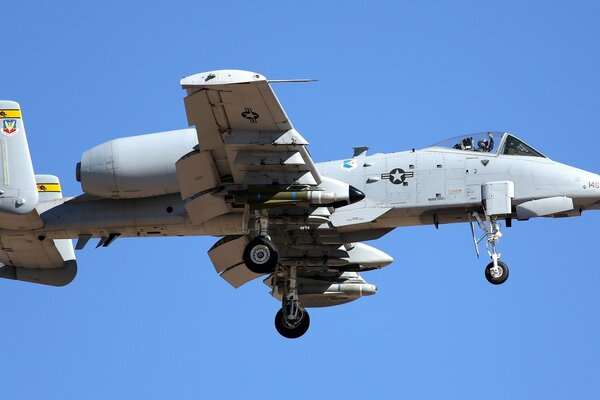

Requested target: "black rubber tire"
[
  {"left": 485, "top": 261, "right": 509, "bottom": 285},
  {"left": 243, "top": 237, "right": 278, "bottom": 274},
  {"left": 274, "top": 308, "right": 310, "bottom": 339}
]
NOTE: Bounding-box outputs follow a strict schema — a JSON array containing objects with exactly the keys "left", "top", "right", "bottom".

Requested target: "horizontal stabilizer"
[
  {"left": 0, "top": 175, "right": 77, "bottom": 286},
  {"left": 0, "top": 260, "right": 77, "bottom": 287}
]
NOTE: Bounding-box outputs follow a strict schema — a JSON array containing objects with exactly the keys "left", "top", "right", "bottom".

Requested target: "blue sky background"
[{"left": 3, "top": 1, "right": 600, "bottom": 398}]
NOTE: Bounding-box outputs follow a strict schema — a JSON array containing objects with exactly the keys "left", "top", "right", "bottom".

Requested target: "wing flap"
[{"left": 234, "top": 150, "right": 305, "bottom": 167}]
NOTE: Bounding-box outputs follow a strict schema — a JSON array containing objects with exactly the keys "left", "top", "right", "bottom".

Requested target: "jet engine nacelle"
[{"left": 77, "top": 128, "right": 198, "bottom": 198}]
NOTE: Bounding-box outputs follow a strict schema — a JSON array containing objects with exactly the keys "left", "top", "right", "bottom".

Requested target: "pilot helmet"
[{"left": 478, "top": 138, "right": 488, "bottom": 149}]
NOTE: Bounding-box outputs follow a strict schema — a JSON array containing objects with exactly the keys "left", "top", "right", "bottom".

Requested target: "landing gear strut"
[
  {"left": 274, "top": 266, "right": 310, "bottom": 339},
  {"left": 470, "top": 211, "right": 510, "bottom": 285}
]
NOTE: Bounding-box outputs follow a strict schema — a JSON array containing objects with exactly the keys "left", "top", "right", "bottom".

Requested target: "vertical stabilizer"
[{"left": 0, "top": 101, "right": 38, "bottom": 214}]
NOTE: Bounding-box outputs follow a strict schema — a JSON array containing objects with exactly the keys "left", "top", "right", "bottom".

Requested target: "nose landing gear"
[
  {"left": 470, "top": 211, "right": 510, "bottom": 285},
  {"left": 485, "top": 260, "right": 509, "bottom": 285}
]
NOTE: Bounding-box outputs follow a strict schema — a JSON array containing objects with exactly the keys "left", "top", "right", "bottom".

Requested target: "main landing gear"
[
  {"left": 242, "top": 212, "right": 279, "bottom": 274},
  {"left": 274, "top": 266, "right": 310, "bottom": 339},
  {"left": 241, "top": 212, "right": 310, "bottom": 338},
  {"left": 469, "top": 211, "right": 510, "bottom": 285},
  {"left": 243, "top": 237, "right": 278, "bottom": 274}
]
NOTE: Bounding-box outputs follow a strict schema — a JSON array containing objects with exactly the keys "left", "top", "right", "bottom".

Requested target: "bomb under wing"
[{"left": 230, "top": 186, "right": 365, "bottom": 208}]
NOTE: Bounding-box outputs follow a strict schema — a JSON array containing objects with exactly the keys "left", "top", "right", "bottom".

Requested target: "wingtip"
[{"left": 180, "top": 70, "right": 266, "bottom": 87}]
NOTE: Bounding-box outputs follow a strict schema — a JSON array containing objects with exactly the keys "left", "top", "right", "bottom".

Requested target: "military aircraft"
[{"left": 1, "top": 70, "right": 599, "bottom": 338}]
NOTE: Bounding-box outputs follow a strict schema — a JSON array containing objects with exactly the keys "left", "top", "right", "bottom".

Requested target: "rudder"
[{"left": 0, "top": 100, "right": 37, "bottom": 214}]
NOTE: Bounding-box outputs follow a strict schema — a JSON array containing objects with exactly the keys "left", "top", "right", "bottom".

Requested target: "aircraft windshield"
[
  {"left": 426, "top": 132, "right": 547, "bottom": 158},
  {"left": 501, "top": 135, "right": 545, "bottom": 157},
  {"left": 428, "top": 132, "right": 502, "bottom": 154}
]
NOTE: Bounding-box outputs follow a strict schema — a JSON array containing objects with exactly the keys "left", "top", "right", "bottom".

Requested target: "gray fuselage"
[{"left": 33, "top": 131, "right": 600, "bottom": 242}]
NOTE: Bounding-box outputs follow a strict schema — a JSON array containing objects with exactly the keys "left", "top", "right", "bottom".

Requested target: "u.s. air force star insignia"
[
  {"left": 381, "top": 168, "right": 414, "bottom": 185},
  {"left": 241, "top": 107, "right": 259, "bottom": 123}
]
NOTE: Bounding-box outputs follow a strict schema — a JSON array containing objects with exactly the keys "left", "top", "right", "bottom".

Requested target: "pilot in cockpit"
[{"left": 477, "top": 132, "right": 494, "bottom": 152}]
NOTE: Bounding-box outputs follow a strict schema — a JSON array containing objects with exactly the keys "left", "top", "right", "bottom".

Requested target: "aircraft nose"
[
  {"left": 581, "top": 171, "right": 600, "bottom": 209},
  {"left": 349, "top": 186, "right": 366, "bottom": 204},
  {"left": 584, "top": 172, "right": 600, "bottom": 190}
]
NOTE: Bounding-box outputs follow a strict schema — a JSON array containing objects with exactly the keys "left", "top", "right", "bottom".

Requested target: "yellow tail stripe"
[
  {"left": 37, "top": 183, "right": 61, "bottom": 192},
  {"left": 0, "top": 109, "right": 22, "bottom": 119}
]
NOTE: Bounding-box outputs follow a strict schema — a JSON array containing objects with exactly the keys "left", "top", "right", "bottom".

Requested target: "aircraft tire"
[
  {"left": 243, "top": 237, "right": 278, "bottom": 274},
  {"left": 274, "top": 308, "right": 310, "bottom": 339},
  {"left": 485, "top": 261, "right": 509, "bottom": 285}
]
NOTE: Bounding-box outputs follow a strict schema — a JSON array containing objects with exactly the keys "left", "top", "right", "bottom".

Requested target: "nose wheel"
[
  {"left": 485, "top": 260, "right": 509, "bottom": 285},
  {"left": 470, "top": 211, "right": 510, "bottom": 285}
]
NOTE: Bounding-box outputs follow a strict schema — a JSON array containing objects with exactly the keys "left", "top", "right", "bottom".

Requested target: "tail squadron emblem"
[
  {"left": 2, "top": 119, "right": 17, "bottom": 136},
  {"left": 381, "top": 168, "right": 414, "bottom": 185}
]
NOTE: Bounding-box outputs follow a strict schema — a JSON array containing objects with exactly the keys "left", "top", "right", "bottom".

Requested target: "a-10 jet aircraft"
[{"left": 1, "top": 70, "right": 599, "bottom": 338}]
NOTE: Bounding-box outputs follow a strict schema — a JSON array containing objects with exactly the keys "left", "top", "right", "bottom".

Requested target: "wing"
[
  {"left": 177, "top": 70, "right": 323, "bottom": 225},
  {"left": 179, "top": 70, "right": 388, "bottom": 306}
]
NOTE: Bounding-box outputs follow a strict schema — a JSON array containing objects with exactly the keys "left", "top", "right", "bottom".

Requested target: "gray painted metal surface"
[{"left": 1, "top": 69, "right": 600, "bottom": 336}]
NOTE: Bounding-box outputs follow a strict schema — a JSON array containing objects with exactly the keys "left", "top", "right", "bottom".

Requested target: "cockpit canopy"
[{"left": 426, "top": 132, "right": 545, "bottom": 158}]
